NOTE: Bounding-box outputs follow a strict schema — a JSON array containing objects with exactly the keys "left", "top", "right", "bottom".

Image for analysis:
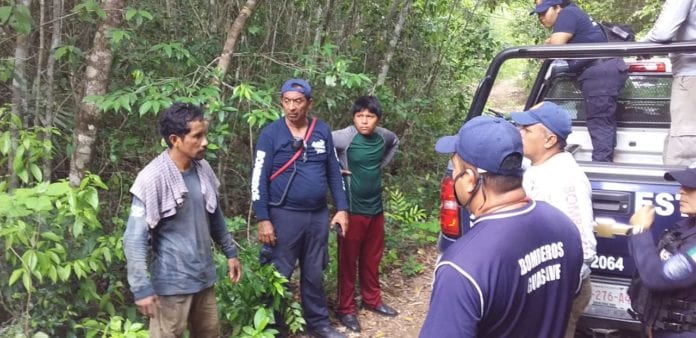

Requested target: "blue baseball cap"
[
  {"left": 664, "top": 162, "right": 696, "bottom": 189},
  {"left": 280, "top": 78, "right": 312, "bottom": 98},
  {"left": 530, "top": 0, "right": 563, "bottom": 15},
  {"left": 510, "top": 101, "right": 572, "bottom": 140},
  {"left": 435, "top": 116, "right": 524, "bottom": 177}
]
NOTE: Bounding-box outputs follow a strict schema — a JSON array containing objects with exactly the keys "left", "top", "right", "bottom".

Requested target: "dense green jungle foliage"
[{"left": 0, "top": 0, "right": 665, "bottom": 335}]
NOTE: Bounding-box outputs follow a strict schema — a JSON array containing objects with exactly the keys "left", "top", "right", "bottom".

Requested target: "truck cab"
[{"left": 437, "top": 41, "right": 696, "bottom": 336}]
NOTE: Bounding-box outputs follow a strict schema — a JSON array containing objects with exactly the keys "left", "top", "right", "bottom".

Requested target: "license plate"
[{"left": 584, "top": 281, "right": 634, "bottom": 320}]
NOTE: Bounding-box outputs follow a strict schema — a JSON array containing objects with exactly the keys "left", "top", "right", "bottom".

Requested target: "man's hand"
[
  {"left": 258, "top": 220, "right": 276, "bottom": 246},
  {"left": 135, "top": 295, "right": 160, "bottom": 318},
  {"left": 331, "top": 210, "right": 349, "bottom": 237},
  {"left": 227, "top": 257, "right": 242, "bottom": 283},
  {"left": 340, "top": 169, "right": 352, "bottom": 176},
  {"left": 630, "top": 205, "right": 656, "bottom": 234}
]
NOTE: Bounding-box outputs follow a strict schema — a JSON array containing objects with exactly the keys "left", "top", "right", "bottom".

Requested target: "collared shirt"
[{"left": 643, "top": 0, "right": 696, "bottom": 76}]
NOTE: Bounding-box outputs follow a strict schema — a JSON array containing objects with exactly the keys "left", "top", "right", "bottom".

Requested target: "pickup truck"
[{"left": 437, "top": 41, "right": 696, "bottom": 337}]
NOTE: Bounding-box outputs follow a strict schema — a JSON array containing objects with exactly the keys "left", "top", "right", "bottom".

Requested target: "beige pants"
[
  {"left": 565, "top": 277, "right": 592, "bottom": 338},
  {"left": 149, "top": 286, "right": 221, "bottom": 338},
  {"left": 664, "top": 76, "right": 696, "bottom": 166}
]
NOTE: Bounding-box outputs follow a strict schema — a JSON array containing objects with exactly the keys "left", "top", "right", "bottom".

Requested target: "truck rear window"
[{"left": 542, "top": 74, "right": 672, "bottom": 128}]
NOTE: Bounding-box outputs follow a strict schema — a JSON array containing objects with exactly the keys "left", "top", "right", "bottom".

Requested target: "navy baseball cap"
[
  {"left": 510, "top": 101, "right": 572, "bottom": 140},
  {"left": 664, "top": 162, "right": 696, "bottom": 189},
  {"left": 280, "top": 78, "right": 312, "bottom": 98},
  {"left": 530, "top": 0, "right": 563, "bottom": 14},
  {"left": 435, "top": 116, "right": 524, "bottom": 177}
]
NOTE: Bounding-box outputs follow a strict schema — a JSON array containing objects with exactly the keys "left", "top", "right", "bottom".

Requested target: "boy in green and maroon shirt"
[{"left": 332, "top": 96, "right": 400, "bottom": 333}]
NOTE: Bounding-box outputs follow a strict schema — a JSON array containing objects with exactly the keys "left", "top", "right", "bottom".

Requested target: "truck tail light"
[
  {"left": 627, "top": 62, "right": 666, "bottom": 73},
  {"left": 440, "top": 175, "right": 461, "bottom": 238}
]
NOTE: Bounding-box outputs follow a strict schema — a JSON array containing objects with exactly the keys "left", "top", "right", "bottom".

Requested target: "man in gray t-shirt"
[
  {"left": 643, "top": 0, "right": 696, "bottom": 165},
  {"left": 124, "top": 102, "right": 241, "bottom": 337}
]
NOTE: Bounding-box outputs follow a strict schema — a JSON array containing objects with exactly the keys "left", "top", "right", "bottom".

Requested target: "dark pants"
[
  {"left": 265, "top": 207, "right": 330, "bottom": 329},
  {"left": 336, "top": 213, "right": 385, "bottom": 315},
  {"left": 577, "top": 58, "right": 628, "bottom": 162}
]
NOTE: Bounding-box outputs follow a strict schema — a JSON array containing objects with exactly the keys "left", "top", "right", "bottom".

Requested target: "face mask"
[{"left": 453, "top": 170, "right": 483, "bottom": 209}]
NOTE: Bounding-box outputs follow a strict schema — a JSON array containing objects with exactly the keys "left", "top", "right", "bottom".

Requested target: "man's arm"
[
  {"left": 545, "top": 32, "right": 573, "bottom": 45},
  {"left": 123, "top": 197, "right": 159, "bottom": 316},
  {"left": 208, "top": 205, "right": 242, "bottom": 283},
  {"left": 419, "top": 264, "right": 481, "bottom": 337},
  {"left": 326, "top": 128, "right": 349, "bottom": 212},
  {"left": 251, "top": 131, "right": 274, "bottom": 221},
  {"left": 643, "top": 0, "right": 691, "bottom": 42},
  {"left": 378, "top": 127, "right": 400, "bottom": 168},
  {"left": 629, "top": 206, "right": 696, "bottom": 290}
]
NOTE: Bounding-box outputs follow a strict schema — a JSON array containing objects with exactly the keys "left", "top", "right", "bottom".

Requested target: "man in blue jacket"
[{"left": 251, "top": 79, "right": 349, "bottom": 338}]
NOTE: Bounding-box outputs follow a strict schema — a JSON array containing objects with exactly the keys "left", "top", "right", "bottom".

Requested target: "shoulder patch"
[{"left": 663, "top": 254, "right": 693, "bottom": 281}]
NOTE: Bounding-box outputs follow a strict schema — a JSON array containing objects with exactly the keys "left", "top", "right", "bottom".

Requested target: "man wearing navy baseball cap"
[
  {"left": 251, "top": 78, "right": 349, "bottom": 338},
  {"left": 512, "top": 101, "right": 597, "bottom": 338},
  {"left": 420, "top": 115, "right": 583, "bottom": 337},
  {"left": 628, "top": 162, "right": 696, "bottom": 337},
  {"left": 531, "top": 0, "right": 628, "bottom": 162}
]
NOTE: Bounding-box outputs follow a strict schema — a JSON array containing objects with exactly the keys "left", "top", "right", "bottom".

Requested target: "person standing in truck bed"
[
  {"left": 643, "top": 0, "right": 696, "bottom": 166},
  {"left": 532, "top": 0, "right": 628, "bottom": 162}
]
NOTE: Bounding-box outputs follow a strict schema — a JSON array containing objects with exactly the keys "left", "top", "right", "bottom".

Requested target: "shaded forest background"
[{"left": 0, "top": 0, "right": 665, "bottom": 336}]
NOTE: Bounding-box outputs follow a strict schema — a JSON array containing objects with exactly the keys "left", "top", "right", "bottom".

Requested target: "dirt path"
[{"left": 291, "top": 246, "right": 438, "bottom": 338}]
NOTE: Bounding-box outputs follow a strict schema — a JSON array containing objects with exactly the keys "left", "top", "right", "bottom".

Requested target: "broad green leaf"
[
  {"left": 57, "top": 265, "right": 71, "bottom": 281},
  {"left": 33, "top": 332, "right": 49, "bottom": 338},
  {"left": 0, "top": 131, "right": 10, "bottom": 155},
  {"left": 17, "top": 169, "right": 29, "bottom": 184},
  {"left": 41, "top": 232, "right": 62, "bottom": 242},
  {"left": 72, "top": 219, "right": 84, "bottom": 237},
  {"left": 30, "top": 163, "right": 42, "bottom": 182},
  {"left": 0, "top": 6, "right": 11, "bottom": 25},
  {"left": 24, "top": 250, "right": 38, "bottom": 271},
  {"left": 12, "top": 4, "right": 32, "bottom": 35},
  {"left": 83, "top": 187, "right": 99, "bottom": 210},
  {"left": 45, "top": 182, "right": 70, "bottom": 196},
  {"left": 139, "top": 101, "right": 152, "bottom": 116},
  {"left": 125, "top": 8, "right": 137, "bottom": 21},
  {"left": 22, "top": 270, "right": 32, "bottom": 291},
  {"left": 48, "top": 265, "right": 57, "bottom": 283},
  {"left": 8, "top": 269, "right": 22, "bottom": 286}
]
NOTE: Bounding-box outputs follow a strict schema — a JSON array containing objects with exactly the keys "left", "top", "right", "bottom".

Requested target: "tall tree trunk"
[
  {"left": 9, "top": 0, "right": 32, "bottom": 190},
  {"left": 217, "top": 0, "right": 259, "bottom": 80},
  {"left": 33, "top": 0, "right": 46, "bottom": 128},
  {"left": 319, "top": 0, "right": 334, "bottom": 46},
  {"left": 42, "top": 0, "right": 63, "bottom": 181},
  {"left": 68, "top": 0, "right": 124, "bottom": 187},
  {"left": 376, "top": 0, "right": 411, "bottom": 88}
]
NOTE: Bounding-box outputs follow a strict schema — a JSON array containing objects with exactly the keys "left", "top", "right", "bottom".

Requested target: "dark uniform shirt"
[
  {"left": 553, "top": 4, "right": 606, "bottom": 72},
  {"left": 420, "top": 200, "right": 583, "bottom": 337},
  {"left": 250, "top": 118, "right": 348, "bottom": 220}
]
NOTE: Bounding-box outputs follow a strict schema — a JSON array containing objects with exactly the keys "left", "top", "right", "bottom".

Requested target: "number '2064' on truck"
[{"left": 437, "top": 41, "right": 696, "bottom": 336}]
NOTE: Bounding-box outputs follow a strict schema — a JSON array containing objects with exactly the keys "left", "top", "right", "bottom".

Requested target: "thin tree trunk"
[
  {"left": 382, "top": 0, "right": 402, "bottom": 42},
  {"left": 217, "top": 0, "right": 259, "bottom": 80},
  {"left": 42, "top": 0, "right": 63, "bottom": 181},
  {"left": 319, "top": 0, "right": 334, "bottom": 46},
  {"left": 312, "top": 4, "right": 323, "bottom": 48},
  {"left": 33, "top": 0, "right": 46, "bottom": 128},
  {"left": 9, "top": 0, "right": 32, "bottom": 189},
  {"left": 376, "top": 0, "right": 411, "bottom": 88},
  {"left": 69, "top": 0, "right": 124, "bottom": 187}
]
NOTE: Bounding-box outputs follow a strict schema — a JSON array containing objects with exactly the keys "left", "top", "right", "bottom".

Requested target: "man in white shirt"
[{"left": 512, "top": 101, "right": 597, "bottom": 338}]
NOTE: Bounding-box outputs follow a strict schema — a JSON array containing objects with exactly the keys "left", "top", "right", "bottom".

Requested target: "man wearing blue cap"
[
  {"left": 532, "top": 0, "right": 628, "bottom": 162},
  {"left": 628, "top": 163, "right": 696, "bottom": 337},
  {"left": 251, "top": 79, "right": 349, "bottom": 338},
  {"left": 512, "top": 101, "right": 597, "bottom": 338},
  {"left": 420, "top": 116, "right": 583, "bottom": 337}
]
